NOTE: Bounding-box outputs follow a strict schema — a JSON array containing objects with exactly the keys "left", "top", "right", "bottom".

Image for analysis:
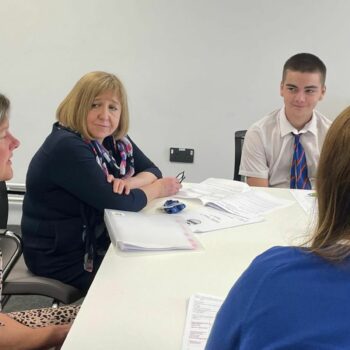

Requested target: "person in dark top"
[
  {"left": 0, "top": 92, "right": 79, "bottom": 350},
  {"left": 206, "top": 105, "right": 350, "bottom": 349},
  {"left": 21, "top": 71, "right": 181, "bottom": 293}
]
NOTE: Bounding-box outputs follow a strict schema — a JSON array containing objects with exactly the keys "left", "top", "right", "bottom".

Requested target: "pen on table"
[
  {"left": 176, "top": 171, "right": 186, "bottom": 183},
  {"left": 307, "top": 192, "right": 317, "bottom": 197}
]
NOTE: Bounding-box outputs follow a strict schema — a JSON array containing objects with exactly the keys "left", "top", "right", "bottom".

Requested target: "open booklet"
[
  {"left": 181, "top": 293, "right": 224, "bottom": 350},
  {"left": 176, "top": 178, "right": 250, "bottom": 202},
  {"left": 176, "top": 178, "right": 294, "bottom": 220},
  {"left": 104, "top": 209, "right": 201, "bottom": 252}
]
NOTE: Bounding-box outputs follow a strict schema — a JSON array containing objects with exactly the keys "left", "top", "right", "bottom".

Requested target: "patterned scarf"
[
  {"left": 88, "top": 136, "right": 135, "bottom": 179},
  {"left": 83, "top": 136, "right": 135, "bottom": 272}
]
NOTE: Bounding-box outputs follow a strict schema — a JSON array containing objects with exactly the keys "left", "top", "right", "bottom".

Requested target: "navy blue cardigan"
[{"left": 21, "top": 123, "right": 161, "bottom": 292}]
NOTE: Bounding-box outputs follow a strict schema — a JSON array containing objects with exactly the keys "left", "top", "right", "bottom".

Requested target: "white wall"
[{"left": 2, "top": 0, "right": 350, "bottom": 187}]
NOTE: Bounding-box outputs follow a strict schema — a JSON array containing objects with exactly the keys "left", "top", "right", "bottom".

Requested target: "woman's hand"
[
  {"left": 141, "top": 176, "right": 182, "bottom": 202},
  {"left": 107, "top": 174, "right": 131, "bottom": 195},
  {"left": 155, "top": 177, "right": 182, "bottom": 197}
]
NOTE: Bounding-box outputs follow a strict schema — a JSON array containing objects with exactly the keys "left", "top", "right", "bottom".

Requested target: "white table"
[{"left": 62, "top": 188, "right": 311, "bottom": 350}]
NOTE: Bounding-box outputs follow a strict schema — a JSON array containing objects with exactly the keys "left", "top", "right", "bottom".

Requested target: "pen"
[{"left": 307, "top": 192, "right": 317, "bottom": 197}]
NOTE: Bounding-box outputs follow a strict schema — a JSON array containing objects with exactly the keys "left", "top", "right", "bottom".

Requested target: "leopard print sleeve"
[{"left": 6, "top": 304, "right": 80, "bottom": 328}]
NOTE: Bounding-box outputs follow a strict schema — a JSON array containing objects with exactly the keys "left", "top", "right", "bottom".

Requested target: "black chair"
[
  {"left": 0, "top": 230, "right": 22, "bottom": 282},
  {"left": 233, "top": 130, "right": 247, "bottom": 182},
  {"left": 0, "top": 181, "right": 84, "bottom": 307}
]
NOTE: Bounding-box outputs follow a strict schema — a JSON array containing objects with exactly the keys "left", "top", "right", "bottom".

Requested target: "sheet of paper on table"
[
  {"left": 175, "top": 178, "right": 250, "bottom": 202},
  {"left": 181, "top": 293, "right": 224, "bottom": 350},
  {"left": 177, "top": 206, "right": 263, "bottom": 233}
]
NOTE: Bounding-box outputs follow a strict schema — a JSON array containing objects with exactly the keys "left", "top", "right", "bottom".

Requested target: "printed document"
[
  {"left": 104, "top": 209, "right": 200, "bottom": 251},
  {"left": 181, "top": 293, "right": 224, "bottom": 350},
  {"left": 177, "top": 206, "right": 263, "bottom": 233},
  {"left": 175, "top": 178, "right": 250, "bottom": 201},
  {"left": 205, "top": 190, "right": 293, "bottom": 219},
  {"left": 176, "top": 178, "right": 293, "bottom": 220}
]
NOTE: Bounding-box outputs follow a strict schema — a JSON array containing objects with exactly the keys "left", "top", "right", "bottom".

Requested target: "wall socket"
[{"left": 169, "top": 148, "right": 194, "bottom": 163}]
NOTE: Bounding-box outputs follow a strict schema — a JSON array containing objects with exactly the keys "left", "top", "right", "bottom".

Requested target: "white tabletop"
[{"left": 62, "top": 187, "right": 312, "bottom": 350}]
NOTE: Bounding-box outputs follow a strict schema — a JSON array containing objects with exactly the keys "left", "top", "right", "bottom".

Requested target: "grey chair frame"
[{"left": 0, "top": 230, "right": 22, "bottom": 281}]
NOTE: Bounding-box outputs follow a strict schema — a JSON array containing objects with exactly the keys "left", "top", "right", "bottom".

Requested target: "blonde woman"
[{"left": 21, "top": 72, "right": 181, "bottom": 293}]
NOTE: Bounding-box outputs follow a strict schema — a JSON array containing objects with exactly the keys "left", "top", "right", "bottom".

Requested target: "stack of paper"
[
  {"left": 182, "top": 293, "right": 224, "bottom": 350},
  {"left": 104, "top": 209, "right": 200, "bottom": 251}
]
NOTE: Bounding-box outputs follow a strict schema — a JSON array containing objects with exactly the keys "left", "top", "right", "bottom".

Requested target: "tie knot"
[{"left": 292, "top": 133, "right": 301, "bottom": 142}]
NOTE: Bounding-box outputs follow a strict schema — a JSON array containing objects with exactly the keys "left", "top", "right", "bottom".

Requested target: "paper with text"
[
  {"left": 206, "top": 190, "right": 293, "bottom": 219},
  {"left": 175, "top": 178, "right": 293, "bottom": 220},
  {"left": 178, "top": 206, "right": 263, "bottom": 233},
  {"left": 182, "top": 293, "right": 224, "bottom": 350},
  {"left": 175, "top": 178, "right": 250, "bottom": 202}
]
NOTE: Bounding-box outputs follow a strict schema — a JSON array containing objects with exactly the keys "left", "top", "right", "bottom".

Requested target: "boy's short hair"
[{"left": 282, "top": 53, "right": 327, "bottom": 86}]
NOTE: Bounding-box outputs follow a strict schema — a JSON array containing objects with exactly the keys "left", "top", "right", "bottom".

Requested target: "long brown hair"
[{"left": 309, "top": 106, "right": 350, "bottom": 261}]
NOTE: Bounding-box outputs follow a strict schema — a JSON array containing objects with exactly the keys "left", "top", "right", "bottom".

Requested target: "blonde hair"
[
  {"left": 0, "top": 93, "right": 10, "bottom": 124},
  {"left": 309, "top": 106, "right": 350, "bottom": 261},
  {"left": 56, "top": 71, "right": 129, "bottom": 140}
]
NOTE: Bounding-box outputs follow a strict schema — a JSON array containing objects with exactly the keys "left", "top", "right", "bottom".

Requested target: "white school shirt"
[{"left": 239, "top": 107, "right": 331, "bottom": 188}]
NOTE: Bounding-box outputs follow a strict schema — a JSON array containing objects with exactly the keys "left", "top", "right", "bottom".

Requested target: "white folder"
[{"left": 104, "top": 209, "right": 200, "bottom": 251}]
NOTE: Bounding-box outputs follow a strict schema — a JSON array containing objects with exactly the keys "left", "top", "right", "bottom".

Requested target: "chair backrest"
[
  {"left": 0, "top": 181, "right": 9, "bottom": 230},
  {"left": 0, "top": 231, "right": 22, "bottom": 281},
  {"left": 233, "top": 130, "right": 247, "bottom": 181},
  {"left": 0, "top": 180, "right": 22, "bottom": 282}
]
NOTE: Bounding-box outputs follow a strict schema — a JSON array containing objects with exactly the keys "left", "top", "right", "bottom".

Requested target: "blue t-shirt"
[{"left": 206, "top": 246, "right": 350, "bottom": 350}]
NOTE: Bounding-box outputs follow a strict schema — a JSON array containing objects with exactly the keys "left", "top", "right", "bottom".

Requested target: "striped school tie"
[{"left": 290, "top": 133, "right": 312, "bottom": 190}]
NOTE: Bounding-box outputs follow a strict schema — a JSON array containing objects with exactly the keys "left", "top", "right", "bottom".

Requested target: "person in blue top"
[
  {"left": 206, "top": 105, "right": 350, "bottom": 349},
  {"left": 21, "top": 71, "right": 182, "bottom": 293}
]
